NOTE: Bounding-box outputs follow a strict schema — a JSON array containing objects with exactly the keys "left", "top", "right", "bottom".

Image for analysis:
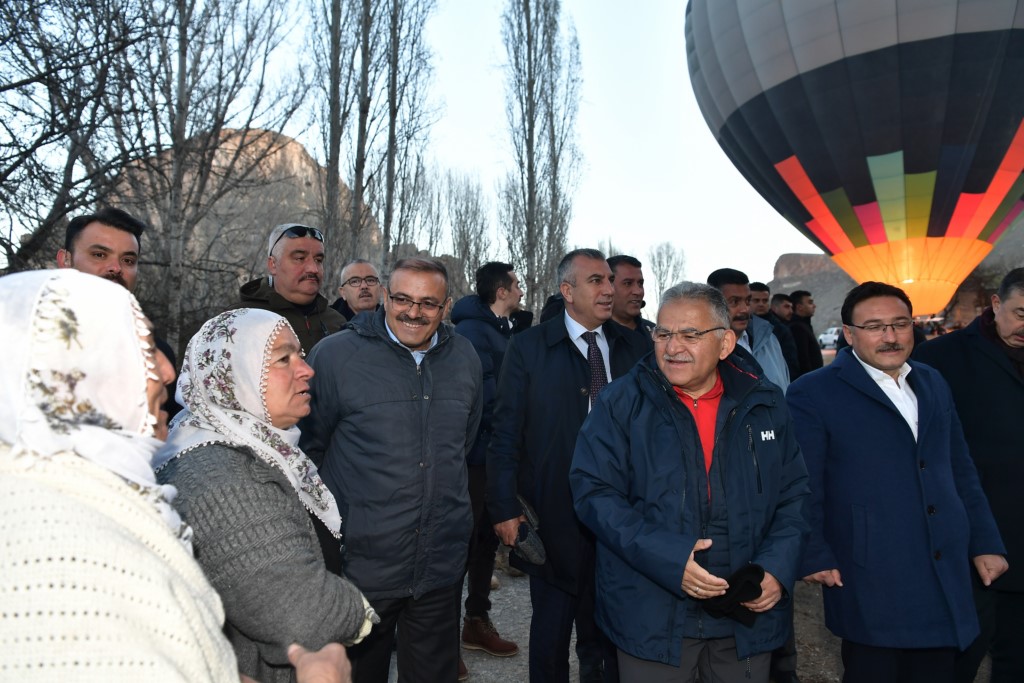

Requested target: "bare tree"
[
  {"left": 647, "top": 241, "right": 687, "bottom": 302},
  {"left": 0, "top": 0, "right": 152, "bottom": 271},
  {"left": 377, "top": 0, "right": 436, "bottom": 268},
  {"left": 105, "top": 0, "right": 307, "bottom": 353},
  {"left": 499, "top": 0, "right": 581, "bottom": 313},
  {"left": 444, "top": 170, "right": 491, "bottom": 299}
]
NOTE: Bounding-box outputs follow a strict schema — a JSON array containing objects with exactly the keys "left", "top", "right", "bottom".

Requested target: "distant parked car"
[{"left": 818, "top": 327, "right": 841, "bottom": 349}]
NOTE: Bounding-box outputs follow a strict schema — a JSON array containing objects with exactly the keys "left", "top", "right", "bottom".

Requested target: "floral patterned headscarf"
[
  {"left": 156, "top": 309, "right": 341, "bottom": 536},
  {"left": 0, "top": 270, "right": 188, "bottom": 540}
]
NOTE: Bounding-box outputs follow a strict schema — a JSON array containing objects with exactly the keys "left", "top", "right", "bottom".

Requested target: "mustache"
[
  {"left": 300, "top": 273, "right": 320, "bottom": 283},
  {"left": 397, "top": 312, "right": 429, "bottom": 326},
  {"left": 103, "top": 273, "right": 126, "bottom": 286},
  {"left": 732, "top": 313, "right": 749, "bottom": 321},
  {"left": 662, "top": 353, "right": 694, "bottom": 364},
  {"left": 876, "top": 343, "right": 905, "bottom": 353}
]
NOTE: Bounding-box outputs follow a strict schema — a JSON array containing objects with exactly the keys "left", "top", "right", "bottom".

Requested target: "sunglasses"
[{"left": 270, "top": 225, "right": 324, "bottom": 253}]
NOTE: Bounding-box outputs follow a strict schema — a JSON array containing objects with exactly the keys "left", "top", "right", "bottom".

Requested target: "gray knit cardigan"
[{"left": 158, "top": 443, "right": 366, "bottom": 683}]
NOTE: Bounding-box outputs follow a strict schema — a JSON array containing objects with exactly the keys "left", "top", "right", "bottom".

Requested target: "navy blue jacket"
[
  {"left": 452, "top": 295, "right": 512, "bottom": 467},
  {"left": 570, "top": 354, "right": 810, "bottom": 663},
  {"left": 486, "top": 313, "right": 648, "bottom": 594},
  {"left": 787, "top": 348, "right": 1005, "bottom": 648},
  {"left": 914, "top": 315, "right": 1024, "bottom": 591}
]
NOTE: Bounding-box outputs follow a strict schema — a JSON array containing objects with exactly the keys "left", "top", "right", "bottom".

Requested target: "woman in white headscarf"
[
  {"left": 156, "top": 308, "right": 375, "bottom": 683},
  {"left": 0, "top": 269, "right": 239, "bottom": 681}
]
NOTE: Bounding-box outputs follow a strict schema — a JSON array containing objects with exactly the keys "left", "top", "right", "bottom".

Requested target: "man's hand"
[
  {"left": 973, "top": 554, "right": 1009, "bottom": 586},
  {"left": 493, "top": 515, "right": 526, "bottom": 547},
  {"left": 802, "top": 568, "right": 843, "bottom": 587},
  {"left": 741, "top": 571, "right": 783, "bottom": 612},
  {"left": 681, "top": 539, "right": 729, "bottom": 599},
  {"left": 288, "top": 643, "right": 351, "bottom": 683}
]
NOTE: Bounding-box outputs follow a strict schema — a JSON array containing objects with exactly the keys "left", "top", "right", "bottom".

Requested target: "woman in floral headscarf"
[
  {"left": 156, "top": 308, "right": 375, "bottom": 683},
  {"left": 0, "top": 269, "right": 238, "bottom": 681}
]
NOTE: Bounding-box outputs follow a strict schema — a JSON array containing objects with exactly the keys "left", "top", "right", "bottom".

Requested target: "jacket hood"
[
  {"left": 451, "top": 295, "right": 508, "bottom": 331},
  {"left": 239, "top": 277, "right": 331, "bottom": 314}
]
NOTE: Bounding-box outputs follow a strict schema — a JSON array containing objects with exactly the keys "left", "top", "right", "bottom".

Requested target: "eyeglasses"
[
  {"left": 847, "top": 319, "right": 913, "bottom": 335},
  {"left": 343, "top": 276, "right": 380, "bottom": 288},
  {"left": 651, "top": 326, "right": 726, "bottom": 344},
  {"left": 270, "top": 225, "right": 324, "bottom": 253},
  {"left": 388, "top": 294, "right": 447, "bottom": 315}
]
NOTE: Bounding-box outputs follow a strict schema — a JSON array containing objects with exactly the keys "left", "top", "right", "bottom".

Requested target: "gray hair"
[
  {"left": 338, "top": 258, "right": 380, "bottom": 283},
  {"left": 556, "top": 248, "right": 607, "bottom": 287},
  {"left": 660, "top": 281, "right": 731, "bottom": 330},
  {"left": 997, "top": 267, "right": 1024, "bottom": 300}
]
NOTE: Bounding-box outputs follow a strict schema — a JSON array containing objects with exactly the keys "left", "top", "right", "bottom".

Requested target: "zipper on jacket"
[{"left": 747, "top": 425, "right": 762, "bottom": 494}]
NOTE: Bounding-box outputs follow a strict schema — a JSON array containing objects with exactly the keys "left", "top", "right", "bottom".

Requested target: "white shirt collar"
[
  {"left": 564, "top": 310, "right": 602, "bottom": 340},
  {"left": 852, "top": 349, "right": 913, "bottom": 387}
]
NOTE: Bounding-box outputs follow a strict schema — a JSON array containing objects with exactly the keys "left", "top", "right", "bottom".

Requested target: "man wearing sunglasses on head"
[{"left": 236, "top": 223, "right": 346, "bottom": 353}]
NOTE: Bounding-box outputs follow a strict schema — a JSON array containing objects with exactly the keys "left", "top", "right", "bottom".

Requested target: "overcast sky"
[{"left": 424, "top": 0, "right": 822, "bottom": 287}]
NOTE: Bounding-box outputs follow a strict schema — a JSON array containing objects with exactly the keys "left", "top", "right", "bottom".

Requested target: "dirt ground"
[{"left": 390, "top": 574, "right": 991, "bottom": 682}]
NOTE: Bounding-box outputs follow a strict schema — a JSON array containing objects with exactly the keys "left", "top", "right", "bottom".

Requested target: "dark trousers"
[
  {"left": 769, "top": 601, "right": 798, "bottom": 680},
  {"left": 528, "top": 545, "right": 618, "bottom": 683},
  {"left": 840, "top": 639, "right": 954, "bottom": 683},
  {"left": 349, "top": 582, "right": 461, "bottom": 683},
  {"left": 618, "top": 639, "right": 770, "bottom": 683},
  {"left": 463, "top": 463, "right": 498, "bottom": 618},
  {"left": 955, "top": 580, "right": 1024, "bottom": 683}
]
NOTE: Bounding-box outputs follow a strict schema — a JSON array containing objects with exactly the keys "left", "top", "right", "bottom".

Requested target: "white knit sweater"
[{"left": 0, "top": 446, "right": 239, "bottom": 682}]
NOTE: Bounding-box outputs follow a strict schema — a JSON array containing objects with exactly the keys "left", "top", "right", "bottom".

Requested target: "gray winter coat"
[
  {"left": 158, "top": 443, "right": 368, "bottom": 683},
  {"left": 299, "top": 307, "right": 483, "bottom": 600}
]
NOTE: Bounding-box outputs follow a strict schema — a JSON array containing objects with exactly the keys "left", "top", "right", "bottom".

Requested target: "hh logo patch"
[{"left": 760, "top": 430, "right": 775, "bottom": 441}]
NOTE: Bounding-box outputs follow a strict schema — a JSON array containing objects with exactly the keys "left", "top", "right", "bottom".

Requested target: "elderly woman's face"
[{"left": 265, "top": 327, "right": 315, "bottom": 429}]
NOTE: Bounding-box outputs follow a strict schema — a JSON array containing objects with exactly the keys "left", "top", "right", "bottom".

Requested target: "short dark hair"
[
  {"left": 64, "top": 208, "right": 146, "bottom": 251},
  {"left": 790, "top": 290, "right": 812, "bottom": 306},
  {"left": 749, "top": 282, "right": 769, "bottom": 293},
  {"left": 997, "top": 267, "right": 1024, "bottom": 300},
  {"left": 771, "top": 293, "right": 791, "bottom": 307},
  {"left": 607, "top": 255, "right": 642, "bottom": 274},
  {"left": 475, "top": 261, "right": 515, "bottom": 304},
  {"left": 841, "top": 282, "right": 913, "bottom": 325},
  {"left": 706, "top": 268, "right": 749, "bottom": 290},
  {"left": 391, "top": 257, "right": 450, "bottom": 298},
  {"left": 557, "top": 248, "right": 606, "bottom": 287}
]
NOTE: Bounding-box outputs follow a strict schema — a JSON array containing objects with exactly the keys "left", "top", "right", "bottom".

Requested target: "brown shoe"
[
  {"left": 490, "top": 573, "right": 500, "bottom": 590},
  {"left": 461, "top": 617, "right": 520, "bottom": 657},
  {"left": 458, "top": 656, "right": 469, "bottom": 681}
]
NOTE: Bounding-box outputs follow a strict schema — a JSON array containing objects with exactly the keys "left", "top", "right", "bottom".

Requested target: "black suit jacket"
[{"left": 486, "top": 314, "right": 648, "bottom": 594}]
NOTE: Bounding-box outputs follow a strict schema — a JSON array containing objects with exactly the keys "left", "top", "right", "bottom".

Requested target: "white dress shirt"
[{"left": 853, "top": 349, "right": 919, "bottom": 441}]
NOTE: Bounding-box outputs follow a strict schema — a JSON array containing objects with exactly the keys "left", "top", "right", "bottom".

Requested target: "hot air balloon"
[{"left": 685, "top": 0, "right": 1024, "bottom": 313}]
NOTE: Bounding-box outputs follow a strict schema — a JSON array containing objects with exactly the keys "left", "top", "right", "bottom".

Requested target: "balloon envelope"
[{"left": 685, "top": 0, "right": 1024, "bottom": 313}]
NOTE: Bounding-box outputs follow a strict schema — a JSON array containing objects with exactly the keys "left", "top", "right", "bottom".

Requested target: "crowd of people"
[{"left": 0, "top": 207, "right": 1021, "bottom": 683}]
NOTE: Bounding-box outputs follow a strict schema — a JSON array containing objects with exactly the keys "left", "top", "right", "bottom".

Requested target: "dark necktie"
[{"left": 583, "top": 331, "right": 607, "bottom": 405}]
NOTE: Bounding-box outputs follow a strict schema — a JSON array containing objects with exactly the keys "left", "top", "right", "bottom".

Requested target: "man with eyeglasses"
[
  {"left": 299, "top": 257, "right": 483, "bottom": 683},
  {"left": 569, "top": 281, "right": 809, "bottom": 683},
  {"left": 235, "top": 223, "right": 345, "bottom": 353},
  {"left": 331, "top": 259, "right": 383, "bottom": 320},
  {"left": 487, "top": 248, "right": 649, "bottom": 682},
  {"left": 914, "top": 267, "right": 1024, "bottom": 683},
  {"left": 787, "top": 281, "right": 1006, "bottom": 683}
]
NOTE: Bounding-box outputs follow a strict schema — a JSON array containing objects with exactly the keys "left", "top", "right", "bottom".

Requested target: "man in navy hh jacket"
[
  {"left": 914, "top": 267, "right": 1024, "bottom": 683},
  {"left": 487, "top": 249, "right": 648, "bottom": 682},
  {"left": 570, "top": 282, "right": 809, "bottom": 683},
  {"left": 451, "top": 261, "right": 524, "bottom": 667},
  {"left": 787, "top": 281, "right": 1007, "bottom": 683}
]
